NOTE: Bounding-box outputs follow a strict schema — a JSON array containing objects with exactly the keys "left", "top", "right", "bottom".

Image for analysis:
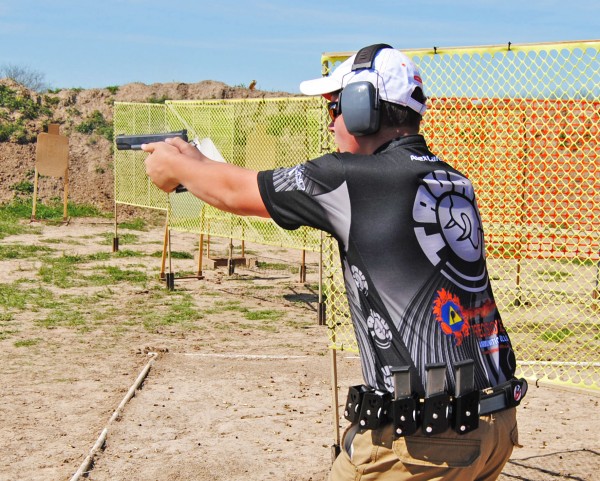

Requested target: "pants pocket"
[
  {"left": 509, "top": 415, "right": 522, "bottom": 448},
  {"left": 393, "top": 436, "right": 481, "bottom": 468}
]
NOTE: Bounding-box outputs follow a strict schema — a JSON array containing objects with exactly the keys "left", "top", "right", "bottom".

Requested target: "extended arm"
[{"left": 143, "top": 137, "right": 269, "bottom": 218}]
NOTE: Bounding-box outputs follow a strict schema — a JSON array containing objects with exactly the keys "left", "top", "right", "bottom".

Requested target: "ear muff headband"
[
  {"left": 341, "top": 43, "right": 393, "bottom": 136},
  {"left": 351, "top": 43, "right": 393, "bottom": 71}
]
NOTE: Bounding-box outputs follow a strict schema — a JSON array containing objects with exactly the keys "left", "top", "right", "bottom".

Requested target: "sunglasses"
[{"left": 327, "top": 100, "right": 342, "bottom": 121}]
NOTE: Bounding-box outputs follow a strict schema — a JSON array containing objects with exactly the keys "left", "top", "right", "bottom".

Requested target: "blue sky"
[{"left": 1, "top": 0, "right": 599, "bottom": 93}]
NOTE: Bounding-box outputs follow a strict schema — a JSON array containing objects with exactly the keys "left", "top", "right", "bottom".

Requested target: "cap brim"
[{"left": 299, "top": 75, "right": 342, "bottom": 96}]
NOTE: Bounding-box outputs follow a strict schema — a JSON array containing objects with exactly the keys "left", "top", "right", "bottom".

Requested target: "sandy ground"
[{"left": 0, "top": 218, "right": 599, "bottom": 481}]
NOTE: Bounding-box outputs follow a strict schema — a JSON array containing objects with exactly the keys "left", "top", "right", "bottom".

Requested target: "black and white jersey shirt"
[{"left": 258, "top": 134, "right": 516, "bottom": 395}]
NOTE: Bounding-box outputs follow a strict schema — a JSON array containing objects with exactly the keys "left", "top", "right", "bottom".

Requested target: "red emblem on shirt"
[{"left": 432, "top": 289, "right": 471, "bottom": 346}]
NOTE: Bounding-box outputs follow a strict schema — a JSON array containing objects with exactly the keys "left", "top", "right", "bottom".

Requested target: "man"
[{"left": 144, "top": 44, "right": 525, "bottom": 480}]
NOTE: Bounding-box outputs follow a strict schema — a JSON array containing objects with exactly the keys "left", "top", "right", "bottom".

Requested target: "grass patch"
[
  {"left": 0, "top": 283, "right": 57, "bottom": 310},
  {"left": 540, "top": 327, "right": 574, "bottom": 343},
  {"left": 38, "top": 254, "right": 87, "bottom": 288},
  {"left": 201, "top": 300, "right": 284, "bottom": 331},
  {"left": 36, "top": 252, "right": 149, "bottom": 288},
  {"left": 243, "top": 284, "right": 275, "bottom": 292},
  {"left": 256, "top": 261, "right": 298, "bottom": 273},
  {"left": 238, "top": 322, "right": 279, "bottom": 332},
  {"left": 520, "top": 321, "right": 545, "bottom": 333},
  {"left": 0, "top": 310, "right": 16, "bottom": 339},
  {"left": 14, "top": 338, "right": 41, "bottom": 347},
  {"left": 0, "top": 199, "right": 40, "bottom": 239},
  {"left": 37, "top": 308, "right": 86, "bottom": 329},
  {"left": 560, "top": 257, "right": 596, "bottom": 267},
  {"left": 85, "top": 265, "right": 149, "bottom": 286},
  {"left": 0, "top": 283, "right": 30, "bottom": 310},
  {"left": 284, "top": 318, "right": 311, "bottom": 329},
  {"left": 34, "top": 291, "right": 114, "bottom": 330},
  {"left": 141, "top": 291, "right": 204, "bottom": 331},
  {"left": 114, "top": 249, "right": 145, "bottom": 258},
  {"left": 0, "top": 244, "right": 54, "bottom": 260},
  {"left": 0, "top": 199, "right": 107, "bottom": 240},
  {"left": 244, "top": 309, "right": 284, "bottom": 321},
  {"left": 166, "top": 296, "right": 203, "bottom": 322},
  {"left": 204, "top": 300, "right": 244, "bottom": 315},
  {"left": 85, "top": 252, "right": 112, "bottom": 261},
  {"left": 40, "top": 238, "right": 83, "bottom": 245},
  {"left": 101, "top": 232, "right": 139, "bottom": 245},
  {"left": 150, "top": 250, "right": 193, "bottom": 259},
  {"left": 1, "top": 329, "right": 18, "bottom": 341},
  {"left": 205, "top": 301, "right": 285, "bottom": 322},
  {"left": 0, "top": 220, "right": 34, "bottom": 240},
  {"left": 54, "top": 201, "right": 104, "bottom": 218},
  {"left": 118, "top": 218, "right": 148, "bottom": 231},
  {"left": 536, "top": 270, "right": 572, "bottom": 281},
  {"left": 2, "top": 197, "right": 104, "bottom": 220}
]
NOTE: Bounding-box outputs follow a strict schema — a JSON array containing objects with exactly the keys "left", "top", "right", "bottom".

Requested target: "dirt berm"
[{"left": 0, "top": 78, "right": 296, "bottom": 212}]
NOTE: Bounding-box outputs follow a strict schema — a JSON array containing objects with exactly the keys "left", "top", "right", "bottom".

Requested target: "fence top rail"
[
  {"left": 321, "top": 39, "right": 600, "bottom": 66},
  {"left": 114, "top": 97, "right": 318, "bottom": 108}
]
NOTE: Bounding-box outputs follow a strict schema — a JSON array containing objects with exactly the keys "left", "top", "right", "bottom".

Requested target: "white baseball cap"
[{"left": 300, "top": 46, "right": 426, "bottom": 114}]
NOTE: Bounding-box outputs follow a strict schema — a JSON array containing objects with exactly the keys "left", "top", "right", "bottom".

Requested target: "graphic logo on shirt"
[
  {"left": 432, "top": 289, "right": 471, "bottom": 346},
  {"left": 273, "top": 164, "right": 306, "bottom": 192},
  {"left": 367, "top": 310, "right": 392, "bottom": 349},
  {"left": 351, "top": 265, "right": 368, "bottom": 296},
  {"left": 381, "top": 365, "right": 395, "bottom": 393},
  {"left": 413, "top": 170, "right": 488, "bottom": 292}
]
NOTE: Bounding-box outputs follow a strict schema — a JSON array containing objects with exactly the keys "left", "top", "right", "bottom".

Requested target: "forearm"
[
  {"left": 174, "top": 155, "right": 267, "bottom": 217},
  {"left": 144, "top": 138, "right": 270, "bottom": 218}
]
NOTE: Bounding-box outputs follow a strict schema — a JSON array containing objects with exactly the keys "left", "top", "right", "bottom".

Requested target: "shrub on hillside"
[{"left": 75, "top": 110, "right": 113, "bottom": 142}]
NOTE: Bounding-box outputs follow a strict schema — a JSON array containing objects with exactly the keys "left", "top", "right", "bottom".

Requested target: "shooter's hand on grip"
[
  {"left": 142, "top": 138, "right": 190, "bottom": 193},
  {"left": 116, "top": 130, "right": 190, "bottom": 193}
]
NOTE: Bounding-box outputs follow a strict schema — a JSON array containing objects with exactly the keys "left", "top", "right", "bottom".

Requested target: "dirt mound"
[{"left": 0, "top": 79, "right": 297, "bottom": 212}]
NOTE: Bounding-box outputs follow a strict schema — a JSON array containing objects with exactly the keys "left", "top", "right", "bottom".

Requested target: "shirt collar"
[{"left": 375, "top": 134, "right": 426, "bottom": 154}]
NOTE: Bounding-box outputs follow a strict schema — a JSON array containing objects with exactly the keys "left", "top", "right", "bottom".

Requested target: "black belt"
[{"left": 344, "top": 378, "right": 528, "bottom": 437}]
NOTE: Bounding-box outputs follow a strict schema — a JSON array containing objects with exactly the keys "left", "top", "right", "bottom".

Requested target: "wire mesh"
[
  {"left": 113, "top": 102, "right": 174, "bottom": 210},
  {"left": 164, "top": 98, "right": 327, "bottom": 252}
]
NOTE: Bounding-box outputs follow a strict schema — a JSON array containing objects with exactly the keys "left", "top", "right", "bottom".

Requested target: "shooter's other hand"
[
  {"left": 143, "top": 141, "right": 183, "bottom": 193},
  {"left": 164, "top": 136, "right": 204, "bottom": 160}
]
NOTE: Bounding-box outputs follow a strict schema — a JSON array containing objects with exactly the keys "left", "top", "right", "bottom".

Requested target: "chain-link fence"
[
  {"left": 115, "top": 98, "right": 328, "bottom": 252},
  {"left": 114, "top": 102, "right": 173, "bottom": 210}
]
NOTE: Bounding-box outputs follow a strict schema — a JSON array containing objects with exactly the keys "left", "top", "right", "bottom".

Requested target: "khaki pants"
[{"left": 330, "top": 408, "right": 519, "bottom": 481}]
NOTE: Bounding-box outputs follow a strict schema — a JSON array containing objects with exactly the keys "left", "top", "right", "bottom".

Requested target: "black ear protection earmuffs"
[{"left": 339, "top": 43, "right": 393, "bottom": 136}]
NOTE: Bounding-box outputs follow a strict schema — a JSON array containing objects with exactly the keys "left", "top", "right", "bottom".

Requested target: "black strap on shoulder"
[{"left": 352, "top": 43, "right": 393, "bottom": 71}]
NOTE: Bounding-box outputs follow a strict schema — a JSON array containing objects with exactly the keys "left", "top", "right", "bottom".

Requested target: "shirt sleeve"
[{"left": 257, "top": 153, "right": 347, "bottom": 234}]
